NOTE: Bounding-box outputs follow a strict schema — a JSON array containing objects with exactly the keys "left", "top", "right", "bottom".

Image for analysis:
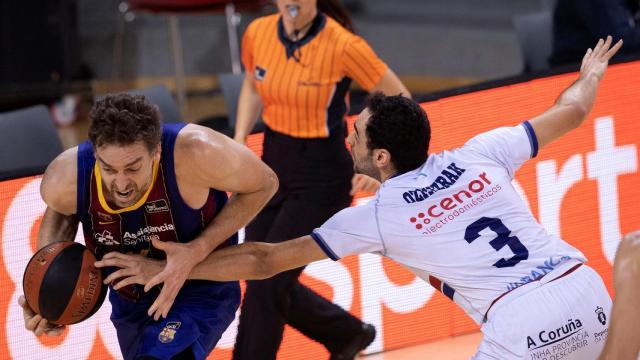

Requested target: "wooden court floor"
[{"left": 364, "top": 332, "right": 483, "bottom": 360}]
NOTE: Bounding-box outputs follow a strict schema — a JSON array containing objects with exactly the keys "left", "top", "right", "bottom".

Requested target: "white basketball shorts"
[{"left": 473, "top": 263, "right": 611, "bottom": 360}]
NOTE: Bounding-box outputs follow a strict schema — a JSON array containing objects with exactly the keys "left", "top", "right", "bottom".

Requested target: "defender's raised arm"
[{"left": 530, "top": 36, "right": 623, "bottom": 149}]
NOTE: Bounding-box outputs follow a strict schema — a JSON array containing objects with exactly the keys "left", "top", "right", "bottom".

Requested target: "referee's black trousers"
[{"left": 233, "top": 128, "right": 364, "bottom": 359}]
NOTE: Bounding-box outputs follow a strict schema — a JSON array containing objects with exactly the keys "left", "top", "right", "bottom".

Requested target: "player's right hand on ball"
[{"left": 18, "top": 295, "right": 65, "bottom": 336}]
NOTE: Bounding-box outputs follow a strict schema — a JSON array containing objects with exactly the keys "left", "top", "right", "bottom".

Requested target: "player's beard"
[
  {"left": 107, "top": 162, "right": 155, "bottom": 208},
  {"left": 109, "top": 183, "right": 140, "bottom": 208},
  {"left": 109, "top": 175, "right": 154, "bottom": 208},
  {"left": 353, "top": 154, "right": 379, "bottom": 180}
]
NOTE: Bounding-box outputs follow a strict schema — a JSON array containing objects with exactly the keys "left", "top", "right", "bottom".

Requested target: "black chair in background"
[
  {"left": 218, "top": 72, "right": 264, "bottom": 135},
  {"left": 540, "top": 0, "right": 557, "bottom": 10},
  {"left": 129, "top": 85, "right": 182, "bottom": 123},
  {"left": 0, "top": 105, "right": 63, "bottom": 181},
  {"left": 114, "top": 1, "right": 269, "bottom": 112},
  {"left": 98, "top": 84, "right": 182, "bottom": 124},
  {"left": 513, "top": 11, "right": 553, "bottom": 73}
]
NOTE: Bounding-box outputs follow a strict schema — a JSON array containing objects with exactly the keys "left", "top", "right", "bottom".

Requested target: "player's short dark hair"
[
  {"left": 88, "top": 93, "right": 161, "bottom": 152},
  {"left": 365, "top": 93, "right": 430, "bottom": 174}
]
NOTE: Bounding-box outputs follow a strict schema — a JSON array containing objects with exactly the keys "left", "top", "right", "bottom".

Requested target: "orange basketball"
[{"left": 22, "top": 241, "right": 107, "bottom": 325}]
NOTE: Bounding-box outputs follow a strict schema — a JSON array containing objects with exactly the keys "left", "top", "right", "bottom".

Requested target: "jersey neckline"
[
  {"left": 94, "top": 160, "right": 160, "bottom": 214},
  {"left": 277, "top": 13, "right": 327, "bottom": 59}
]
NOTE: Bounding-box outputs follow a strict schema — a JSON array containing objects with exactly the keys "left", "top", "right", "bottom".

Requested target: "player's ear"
[
  {"left": 373, "top": 148, "right": 391, "bottom": 168},
  {"left": 153, "top": 144, "right": 161, "bottom": 162}
]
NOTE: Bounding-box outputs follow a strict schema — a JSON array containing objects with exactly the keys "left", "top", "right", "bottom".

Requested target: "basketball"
[{"left": 22, "top": 241, "right": 107, "bottom": 325}]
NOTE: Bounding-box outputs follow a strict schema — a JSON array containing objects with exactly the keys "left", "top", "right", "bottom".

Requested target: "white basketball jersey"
[{"left": 312, "top": 122, "right": 586, "bottom": 324}]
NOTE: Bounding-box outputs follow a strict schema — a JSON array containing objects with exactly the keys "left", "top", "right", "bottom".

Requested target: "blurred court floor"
[{"left": 364, "top": 332, "right": 482, "bottom": 360}]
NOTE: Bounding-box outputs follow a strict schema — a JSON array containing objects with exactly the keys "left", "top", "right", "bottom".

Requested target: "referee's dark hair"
[
  {"left": 319, "top": 0, "right": 354, "bottom": 33},
  {"left": 365, "top": 93, "right": 430, "bottom": 174}
]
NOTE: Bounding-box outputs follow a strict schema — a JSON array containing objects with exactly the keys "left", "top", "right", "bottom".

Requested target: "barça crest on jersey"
[
  {"left": 254, "top": 66, "right": 267, "bottom": 81},
  {"left": 159, "top": 321, "right": 181, "bottom": 343},
  {"left": 595, "top": 306, "right": 607, "bottom": 325}
]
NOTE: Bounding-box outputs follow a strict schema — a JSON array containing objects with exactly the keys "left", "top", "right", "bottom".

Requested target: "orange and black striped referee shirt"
[{"left": 241, "top": 13, "right": 388, "bottom": 138}]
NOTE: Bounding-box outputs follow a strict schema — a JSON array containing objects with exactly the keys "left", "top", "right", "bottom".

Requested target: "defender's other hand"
[
  {"left": 144, "top": 238, "right": 200, "bottom": 321},
  {"left": 580, "top": 36, "right": 623, "bottom": 81}
]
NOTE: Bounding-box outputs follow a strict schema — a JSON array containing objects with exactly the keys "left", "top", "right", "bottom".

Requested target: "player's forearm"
[
  {"left": 370, "top": 69, "right": 412, "bottom": 99},
  {"left": 554, "top": 73, "right": 601, "bottom": 128},
  {"left": 233, "top": 77, "right": 263, "bottom": 143},
  {"left": 599, "top": 295, "right": 640, "bottom": 360},
  {"left": 188, "top": 242, "right": 277, "bottom": 281},
  {"left": 188, "top": 235, "right": 326, "bottom": 281},
  {"left": 599, "top": 285, "right": 640, "bottom": 360},
  {"left": 190, "top": 174, "right": 278, "bottom": 259},
  {"left": 37, "top": 207, "right": 79, "bottom": 249}
]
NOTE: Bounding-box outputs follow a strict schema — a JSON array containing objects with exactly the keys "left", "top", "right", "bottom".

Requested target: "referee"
[{"left": 233, "top": 0, "right": 410, "bottom": 359}]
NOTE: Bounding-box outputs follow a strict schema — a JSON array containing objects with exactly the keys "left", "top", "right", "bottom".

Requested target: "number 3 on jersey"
[{"left": 464, "top": 217, "right": 529, "bottom": 268}]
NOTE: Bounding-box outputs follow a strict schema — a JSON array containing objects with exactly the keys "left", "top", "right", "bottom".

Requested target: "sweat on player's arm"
[{"left": 177, "top": 128, "right": 279, "bottom": 260}]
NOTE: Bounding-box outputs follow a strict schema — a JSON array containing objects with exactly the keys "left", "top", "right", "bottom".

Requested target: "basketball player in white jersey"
[{"left": 97, "top": 37, "right": 623, "bottom": 359}]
